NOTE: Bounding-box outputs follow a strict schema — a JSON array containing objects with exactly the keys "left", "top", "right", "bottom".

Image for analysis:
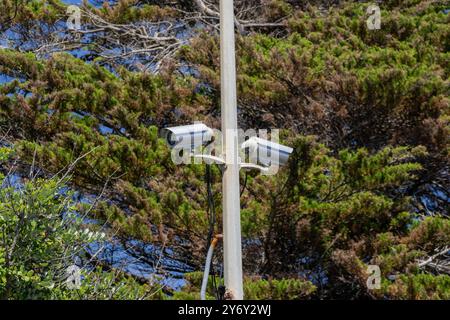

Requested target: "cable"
[
  {"left": 240, "top": 171, "right": 248, "bottom": 197},
  {"left": 200, "top": 234, "right": 222, "bottom": 300},
  {"left": 204, "top": 163, "right": 221, "bottom": 299},
  {"left": 212, "top": 265, "right": 219, "bottom": 299},
  {"left": 218, "top": 264, "right": 225, "bottom": 300},
  {"left": 205, "top": 164, "right": 215, "bottom": 252},
  {"left": 200, "top": 236, "right": 217, "bottom": 300}
]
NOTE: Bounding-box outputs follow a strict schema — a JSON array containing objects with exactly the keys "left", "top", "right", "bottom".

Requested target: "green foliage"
[
  {"left": 174, "top": 272, "right": 316, "bottom": 300},
  {"left": 245, "top": 136, "right": 449, "bottom": 298},
  {"left": 0, "top": 147, "right": 160, "bottom": 299},
  {"left": 384, "top": 274, "right": 450, "bottom": 300},
  {"left": 0, "top": 0, "right": 66, "bottom": 28},
  {"left": 182, "top": 1, "right": 449, "bottom": 155},
  {"left": 0, "top": 0, "right": 448, "bottom": 300},
  {"left": 243, "top": 278, "right": 316, "bottom": 300},
  {"left": 91, "top": 0, "right": 180, "bottom": 23}
]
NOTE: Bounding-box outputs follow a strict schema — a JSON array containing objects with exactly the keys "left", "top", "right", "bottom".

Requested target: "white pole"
[{"left": 220, "top": 0, "right": 243, "bottom": 300}]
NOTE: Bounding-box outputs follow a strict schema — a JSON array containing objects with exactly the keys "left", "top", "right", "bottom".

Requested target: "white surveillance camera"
[
  {"left": 241, "top": 136, "right": 293, "bottom": 167},
  {"left": 161, "top": 123, "right": 214, "bottom": 149}
]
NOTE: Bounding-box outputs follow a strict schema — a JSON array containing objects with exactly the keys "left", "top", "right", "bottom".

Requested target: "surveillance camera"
[
  {"left": 160, "top": 123, "right": 214, "bottom": 149},
  {"left": 241, "top": 136, "right": 293, "bottom": 167}
]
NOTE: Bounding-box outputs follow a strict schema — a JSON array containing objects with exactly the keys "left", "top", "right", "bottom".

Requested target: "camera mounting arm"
[
  {"left": 192, "top": 153, "right": 270, "bottom": 173},
  {"left": 239, "top": 162, "right": 270, "bottom": 173}
]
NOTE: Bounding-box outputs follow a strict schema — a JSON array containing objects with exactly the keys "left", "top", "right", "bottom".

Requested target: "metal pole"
[{"left": 220, "top": 0, "right": 243, "bottom": 300}]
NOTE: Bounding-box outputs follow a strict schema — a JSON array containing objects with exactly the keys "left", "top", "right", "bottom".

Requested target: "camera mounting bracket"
[{"left": 191, "top": 154, "right": 270, "bottom": 173}]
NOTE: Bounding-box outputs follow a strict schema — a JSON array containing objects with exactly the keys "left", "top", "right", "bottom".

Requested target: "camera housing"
[
  {"left": 160, "top": 123, "right": 214, "bottom": 149},
  {"left": 241, "top": 136, "right": 293, "bottom": 167}
]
